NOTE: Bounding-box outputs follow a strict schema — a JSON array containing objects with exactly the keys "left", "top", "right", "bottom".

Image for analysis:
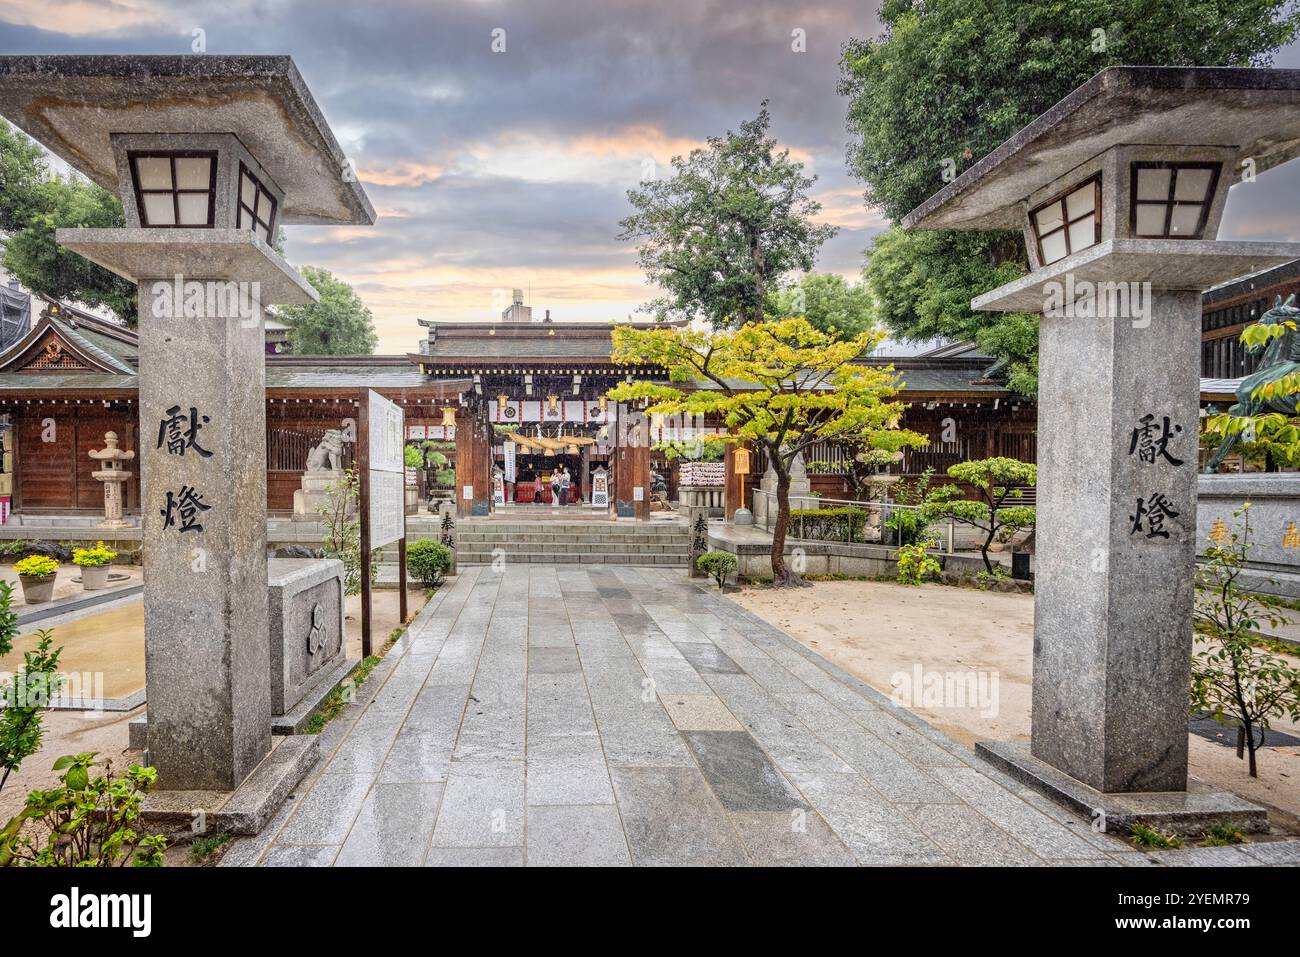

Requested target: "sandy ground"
[
  {"left": 0, "top": 585, "right": 425, "bottom": 824},
  {"left": 2, "top": 601, "right": 145, "bottom": 700},
  {"left": 734, "top": 579, "right": 1300, "bottom": 834}
]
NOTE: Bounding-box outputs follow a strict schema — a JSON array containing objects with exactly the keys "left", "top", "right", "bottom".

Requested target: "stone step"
[
  {"left": 457, "top": 542, "right": 690, "bottom": 555},
  {"left": 454, "top": 546, "right": 696, "bottom": 553},
  {"left": 456, "top": 551, "right": 688, "bottom": 565},
  {"left": 455, "top": 524, "right": 688, "bottom": 535},
  {"left": 455, "top": 533, "right": 690, "bottom": 545}
]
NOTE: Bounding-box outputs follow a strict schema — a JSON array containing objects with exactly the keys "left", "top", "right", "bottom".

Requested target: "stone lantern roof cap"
[
  {"left": 902, "top": 66, "right": 1300, "bottom": 233},
  {"left": 0, "top": 54, "right": 375, "bottom": 227}
]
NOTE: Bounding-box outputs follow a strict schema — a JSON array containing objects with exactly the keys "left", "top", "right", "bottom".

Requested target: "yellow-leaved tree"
[{"left": 608, "top": 317, "right": 927, "bottom": 586}]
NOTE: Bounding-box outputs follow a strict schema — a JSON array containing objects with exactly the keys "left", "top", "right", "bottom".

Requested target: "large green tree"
[
  {"left": 864, "top": 227, "right": 1040, "bottom": 393},
  {"left": 619, "top": 104, "right": 837, "bottom": 328},
  {"left": 0, "top": 120, "right": 137, "bottom": 324},
  {"left": 767, "top": 272, "right": 874, "bottom": 339},
  {"left": 609, "top": 318, "right": 926, "bottom": 586},
  {"left": 278, "top": 265, "right": 378, "bottom": 355},
  {"left": 841, "top": 0, "right": 1300, "bottom": 395}
]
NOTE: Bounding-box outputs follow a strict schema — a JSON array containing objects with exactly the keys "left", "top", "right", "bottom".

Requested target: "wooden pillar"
[
  {"left": 580, "top": 445, "right": 591, "bottom": 504},
  {"left": 614, "top": 404, "right": 650, "bottom": 519},
  {"left": 454, "top": 405, "right": 491, "bottom": 518}
]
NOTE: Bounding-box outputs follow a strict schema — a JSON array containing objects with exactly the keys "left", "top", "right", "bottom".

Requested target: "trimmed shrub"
[
  {"left": 408, "top": 540, "right": 453, "bottom": 588},
  {"left": 696, "top": 551, "right": 738, "bottom": 589},
  {"left": 790, "top": 507, "right": 868, "bottom": 543}
]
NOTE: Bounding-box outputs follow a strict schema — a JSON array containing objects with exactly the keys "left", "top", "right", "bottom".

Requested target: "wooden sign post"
[
  {"left": 733, "top": 446, "right": 751, "bottom": 511},
  {"left": 357, "top": 387, "right": 408, "bottom": 658}
]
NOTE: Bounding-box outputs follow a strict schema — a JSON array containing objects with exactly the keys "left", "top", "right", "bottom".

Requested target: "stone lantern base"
[{"left": 977, "top": 741, "right": 1267, "bottom": 837}]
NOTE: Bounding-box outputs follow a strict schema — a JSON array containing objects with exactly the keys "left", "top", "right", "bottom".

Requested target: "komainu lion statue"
[{"left": 306, "top": 429, "right": 346, "bottom": 473}]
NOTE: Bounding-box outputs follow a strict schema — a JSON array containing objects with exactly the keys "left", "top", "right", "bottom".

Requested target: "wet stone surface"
[{"left": 227, "top": 565, "right": 1288, "bottom": 867}]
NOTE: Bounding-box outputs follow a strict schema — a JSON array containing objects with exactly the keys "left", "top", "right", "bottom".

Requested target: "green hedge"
[
  {"left": 696, "top": 551, "right": 738, "bottom": 589},
  {"left": 789, "top": 507, "right": 869, "bottom": 543},
  {"left": 408, "top": 540, "right": 453, "bottom": 587}
]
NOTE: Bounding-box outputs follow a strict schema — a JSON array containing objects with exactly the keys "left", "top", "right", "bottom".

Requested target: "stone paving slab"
[{"left": 227, "top": 564, "right": 1299, "bottom": 867}]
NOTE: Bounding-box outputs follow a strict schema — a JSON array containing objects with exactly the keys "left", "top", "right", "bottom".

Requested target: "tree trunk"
[
  {"left": 770, "top": 463, "right": 808, "bottom": 587},
  {"left": 1244, "top": 717, "right": 1258, "bottom": 778},
  {"left": 981, "top": 524, "right": 997, "bottom": 573}
]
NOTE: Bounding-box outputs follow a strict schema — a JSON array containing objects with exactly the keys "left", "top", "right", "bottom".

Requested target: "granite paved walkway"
[{"left": 222, "top": 566, "right": 1286, "bottom": 867}]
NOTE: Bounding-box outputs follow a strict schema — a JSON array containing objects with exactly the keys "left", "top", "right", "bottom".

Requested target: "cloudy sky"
[{"left": 1, "top": 0, "right": 1299, "bottom": 353}]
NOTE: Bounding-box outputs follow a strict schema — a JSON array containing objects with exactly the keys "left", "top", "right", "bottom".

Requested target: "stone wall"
[{"left": 1197, "top": 473, "right": 1300, "bottom": 597}]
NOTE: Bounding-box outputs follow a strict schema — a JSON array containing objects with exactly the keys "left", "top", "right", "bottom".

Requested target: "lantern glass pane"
[
  {"left": 1067, "top": 214, "right": 1096, "bottom": 253},
  {"left": 174, "top": 156, "right": 211, "bottom": 190},
  {"left": 1065, "top": 183, "right": 1095, "bottom": 220},
  {"left": 1136, "top": 167, "right": 1171, "bottom": 201},
  {"left": 1039, "top": 230, "right": 1067, "bottom": 264},
  {"left": 1174, "top": 168, "right": 1213, "bottom": 202},
  {"left": 135, "top": 157, "right": 172, "bottom": 190},
  {"left": 1169, "top": 204, "right": 1202, "bottom": 236},
  {"left": 142, "top": 193, "right": 175, "bottom": 225},
  {"left": 177, "top": 192, "right": 209, "bottom": 225},
  {"left": 1134, "top": 203, "right": 1166, "bottom": 236},
  {"left": 1034, "top": 201, "right": 1064, "bottom": 234}
]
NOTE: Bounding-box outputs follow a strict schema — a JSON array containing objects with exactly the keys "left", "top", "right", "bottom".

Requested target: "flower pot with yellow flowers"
[
  {"left": 14, "top": 555, "right": 59, "bottom": 604},
  {"left": 72, "top": 542, "right": 117, "bottom": 591}
]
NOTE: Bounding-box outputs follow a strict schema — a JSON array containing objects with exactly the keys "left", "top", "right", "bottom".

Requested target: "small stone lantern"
[{"left": 87, "top": 430, "right": 135, "bottom": 530}]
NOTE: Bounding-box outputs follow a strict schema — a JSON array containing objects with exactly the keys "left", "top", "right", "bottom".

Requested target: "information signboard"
[{"left": 367, "top": 389, "right": 405, "bottom": 548}]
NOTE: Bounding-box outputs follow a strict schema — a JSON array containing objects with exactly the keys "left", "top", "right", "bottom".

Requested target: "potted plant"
[
  {"left": 14, "top": 555, "right": 59, "bottom": 604},
  {"left": 72, "top": 541, "right": 116, "bottom": 591}
]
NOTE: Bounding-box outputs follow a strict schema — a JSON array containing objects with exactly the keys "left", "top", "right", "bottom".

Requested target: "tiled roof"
[
  {"left": 1203, "top": 259, "right": 1300, "bottom": 306},
  {"left": 0, "top": 372, "right": 135, "bottom": 391},
  {"left": 687, "top": 360, "right": 1014, "bottom": 396},
  {"left": 421, "top": 340, "right": 618, "bottom": 360},
  {"left": 57, "top": 319, "right": 137, "bottom": 374},
  {"left": 888, "top": 364, "right": 1010, "bottom": 394},
  {"left": 266, "top": 364, "right": 433, "bottom": 389}
]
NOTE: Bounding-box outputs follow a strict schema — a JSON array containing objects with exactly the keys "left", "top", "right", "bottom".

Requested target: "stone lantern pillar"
[
  {"left": 0, "top": 55, "right": 375, "bottom": 825},
  {"left": 902, "top": 67, "right": 1300, "bottom": 830}
]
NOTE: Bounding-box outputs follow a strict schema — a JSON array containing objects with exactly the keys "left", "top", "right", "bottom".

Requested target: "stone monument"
[
  {"left": 292, "top": 427, "right": 351, "bottom": 521},
  {"left": 754, "top": 451, "right": 819, "bottom": 525},
  {"left": 267, "top": 557, "right": 350, "bottom": 733},
  {"left": 902, "top": 66, "right": 1300, "bottom": 832},
  {"left": 88, "top": 430, "right": 135, "bottom": 530},
  {"left": 0, "top": 54, "right": 376, "bottom": 832}
]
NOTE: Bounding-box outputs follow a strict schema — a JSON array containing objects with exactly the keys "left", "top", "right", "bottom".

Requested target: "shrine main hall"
[{"left": 0, "top": 291, "right": 1037, "bottom": 529}]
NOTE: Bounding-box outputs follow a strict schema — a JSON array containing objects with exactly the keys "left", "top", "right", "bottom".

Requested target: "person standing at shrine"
[
  {"left": 533, "top": 472, "right": 544, "bottom": 506},
  {"left": 550, "top": 467, "right": 561, "bottom": 507},
  {"left": 560, "top": 466, "right": 571, "bottom": 507}
]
